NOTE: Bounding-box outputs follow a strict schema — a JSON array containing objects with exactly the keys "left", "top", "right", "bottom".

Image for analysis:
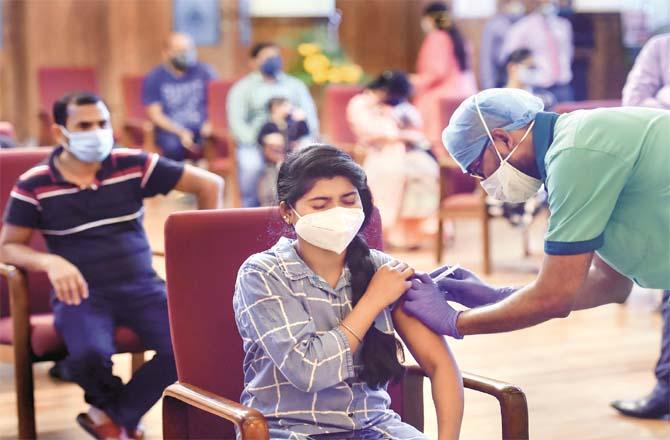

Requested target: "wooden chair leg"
[
  {"left": 482, "top": 216, "right": 492, "bottom": 275},
  {"left": 2, "top": 264, "right": 37, "bottom": 439},
  {"left": 15, "top": 348, "right": 36, "bottom": 439},
  {"left": 131, "top": 352, "right": 145, "bottom": 375},
  {"left": 436, "top": 217, "right": 444, "bottom": 264}
]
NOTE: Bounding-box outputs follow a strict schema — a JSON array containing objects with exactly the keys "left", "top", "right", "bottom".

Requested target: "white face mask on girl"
[
  {"left": 474, "top": 96, "right": 543, "bottom": 203},
  {"left": 292, "top": 206, "right": 365, "bottom": 254}
]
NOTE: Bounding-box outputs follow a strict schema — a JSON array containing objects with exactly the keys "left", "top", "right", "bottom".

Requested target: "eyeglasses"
[{"left": 466, "top": 141, "right": 489, "bottom": 180}]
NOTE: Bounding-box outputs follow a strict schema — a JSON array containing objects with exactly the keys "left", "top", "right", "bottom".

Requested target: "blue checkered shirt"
[{"left": 233, "top": 237, "right": 399, "bottom": 436}]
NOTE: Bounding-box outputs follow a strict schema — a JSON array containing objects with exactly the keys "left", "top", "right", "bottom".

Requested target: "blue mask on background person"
[
  {"left": 60, "top": 126, "right": 115, "bottom": 163},
  {"left": 171, "top": 49, "right": 197, "bottom": 72},
  {"left": 260, "top": 56, "right": 283, "bottom": 78}
]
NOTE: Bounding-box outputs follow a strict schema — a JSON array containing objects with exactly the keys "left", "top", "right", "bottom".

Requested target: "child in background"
[{"left": 256, "top": 97, "right": 310, "bottom": 206}]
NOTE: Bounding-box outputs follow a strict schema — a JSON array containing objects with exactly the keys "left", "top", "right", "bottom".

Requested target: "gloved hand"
[
  {"left": 403, "top": 273, "right": 463, "bottom": 339},
  {"left": 430, "top": 265, "right": 516, "bottom": 308}
]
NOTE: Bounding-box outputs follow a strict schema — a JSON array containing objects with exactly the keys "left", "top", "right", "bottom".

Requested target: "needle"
[{"left": 431, "top": 264, "right": 461, "bottom": 283}]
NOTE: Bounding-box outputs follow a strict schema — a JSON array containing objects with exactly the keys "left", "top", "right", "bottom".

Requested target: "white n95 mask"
[
  {"left": 60, "top": 127, "right": 114, "bottom": 163},
  {"left": 293, "top": 206, "right": 365, "bottom": 254},
  {"left": 474, "top": 96, "right": 542, "bottom": 203}
]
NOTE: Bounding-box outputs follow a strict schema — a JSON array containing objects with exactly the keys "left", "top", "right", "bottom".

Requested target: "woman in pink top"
[
  {"left": 347, "top": 71, "right": 439, "bottom": 250},
  {"left": 413, "top": 2, "right": 478, "bottom": 143}
]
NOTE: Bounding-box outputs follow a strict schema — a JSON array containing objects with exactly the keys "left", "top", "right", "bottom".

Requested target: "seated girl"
[{"left": 233, "top": 144, "right": 463, "bottom": 439}]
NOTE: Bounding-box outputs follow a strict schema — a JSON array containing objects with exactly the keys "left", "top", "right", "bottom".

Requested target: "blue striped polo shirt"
[{"left": 3, "top": 146, "right": 184, "bottom": 288}]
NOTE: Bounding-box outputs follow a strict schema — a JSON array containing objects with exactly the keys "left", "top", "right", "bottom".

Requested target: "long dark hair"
[
  {"left": 277, "top": 144, "right": 404, "bottom": 389},
  {"left": 424, "top": 2, "right": 468, "bottom": 72}
]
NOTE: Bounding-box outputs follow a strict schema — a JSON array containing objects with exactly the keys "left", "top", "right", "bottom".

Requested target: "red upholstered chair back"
[
  {"left": 437, "top": 97, "right": 477, "bottom": 195},
  {"left": 0, "top": 148, "right": 53, "bottom": 317},
  {"left": 121, "top": 75, "right": 147, "bottom": 120},
  {"left": 207, "top": 79, "right": 235, "bottom": 133},
  {"left": 206, "top": 79, "right": 236, "bottom": 158},
  {"left": 37, "top": 67, "right": 98, "bottom": 112},
  {"left": 164, "top": 207, "right": 403, "bottom": 438},
  {"left": 324, "top": 85, "right": 364, "bottom": 144}
]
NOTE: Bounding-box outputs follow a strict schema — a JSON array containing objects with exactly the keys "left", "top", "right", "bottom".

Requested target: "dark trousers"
[
  {"left": 154, "top": 127, "right": 202, "bottom": 162},
  {"left": 655, "top": 291, "right": 670, "bottom": 397},
  {"left": 53, "top": 281, "right": 176, "bottom": 431}
]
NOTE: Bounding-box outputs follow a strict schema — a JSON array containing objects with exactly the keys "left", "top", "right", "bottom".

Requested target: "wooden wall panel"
[{"left": 1, "top": 0, "right": 628, "bottom": 142}]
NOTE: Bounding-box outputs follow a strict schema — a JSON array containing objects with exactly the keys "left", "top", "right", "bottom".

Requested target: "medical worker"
[{"left": 402, "top": 88, "right": 669, "bottom": 346}]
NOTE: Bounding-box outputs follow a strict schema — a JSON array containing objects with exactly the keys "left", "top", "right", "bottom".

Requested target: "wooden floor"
[{"left": 1, "top": 195, "right": 668, "bottom": 439}]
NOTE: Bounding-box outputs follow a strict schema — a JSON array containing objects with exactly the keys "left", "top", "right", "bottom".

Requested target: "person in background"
[
  {"left": 256, "top": 97, "right": 309, "bottom": 206},
  {"left": 234, "top": 144, "right": 463, "bottom": 439},
  {"left": 142, "top": 33, "right": 218, "bottom": 161},
  {"left": 613, "top": 32, "right": 670, "bottom": 420},
  {"left": 622, "top": 33, "right": 670, "bottom": 109},
  {"left": 501, "top": 0, "right": 574, "bottom": 102},
  {"left": 227, "top": 42, "right": 319, "bottom": 207},
  {"left": 412, "top": 1, "right": 478, "bottom": 143},
  {"left": 479, "top": 0, "right": 527, "bottom": 89},
  {"left": 0, "top": 121, "right": 17, "bottom": 148},
  {"left": 504, "top": 48, "right": 556, "bottom": 109},
  {"left": 347, "top": 71, "right": 439, "bottom": 250},
  {"left": 0, "top": 93, "right": 223, "bottom": 439}
]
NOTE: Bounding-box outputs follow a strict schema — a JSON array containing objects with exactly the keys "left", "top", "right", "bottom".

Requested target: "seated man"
[
  {"left": 0, "top": 92, "right": 223, "bottom": 439},
  {"left": 142, "top": 32, "right": 218, "bottom": 161},
  {"left": 226, "top": 42, "right": 319, "bottom": 207}
]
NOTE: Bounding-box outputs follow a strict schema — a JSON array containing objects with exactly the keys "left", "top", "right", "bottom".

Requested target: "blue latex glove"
[
  {"left": 403, "top": 273, "right": 463, "bottom": 339},
  {"left": 430, "top": 265, "right": 516, "bottom": 308}
]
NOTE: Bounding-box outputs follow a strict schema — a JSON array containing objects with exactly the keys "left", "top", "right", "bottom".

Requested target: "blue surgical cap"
[{"left": 442, "top": 88, "right": 544, "bottom": 172}]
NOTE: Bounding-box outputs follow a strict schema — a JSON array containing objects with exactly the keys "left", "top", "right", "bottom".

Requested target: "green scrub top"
[{"left": 533, "top": 108, "right": 670, "bottom": 289}]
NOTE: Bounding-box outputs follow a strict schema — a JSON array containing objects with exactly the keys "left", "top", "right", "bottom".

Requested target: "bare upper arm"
[
  {"left": 537, "top": 253, "right": 593, "bottom": 291},
  {"left": 392, "top": 302, "right": 458, "bottom": 378},
  {"left": 173, "top": 164, "right": 222, "bottom": 194},
  {"left": 0, "top": 223, "right": 33, "bottom": 260},
  {"left": 0, "top": 224, "right": 34, "bottom": 247}
]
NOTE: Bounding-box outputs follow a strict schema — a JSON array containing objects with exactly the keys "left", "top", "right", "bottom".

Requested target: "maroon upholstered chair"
[
  {"left": 0, "top": 148, "right": 146, "bottom": 439},
  {"left": 37, "top": 67, "right": 98, "bottom": 145},
  {"left": 324, "top": 85, "right": 364, "bottom": 161},
  {"left": 121, "top": 75, "right": 155, "bottom": 150},
  {"left": 162, "top": 208, "right": 529, "bottom": 439},
  {"left": 206, "top": 79, "right": 241, "bottom": 207},
  {"left": 553, "top": 99, "right": 621, "bottom": 113},
  {"left": 434, "top": 97, "right": 494, "bottom": 273}
]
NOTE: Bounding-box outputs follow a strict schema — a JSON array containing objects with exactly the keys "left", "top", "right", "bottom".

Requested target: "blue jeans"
[
  {"left": 53, "top": 279, "right": 176, "bottom": 431},
  {"left": 237, "top": 145, "right": 265, "bottom": 207},
  {"left": 154, "top": 127, "right": 202, "bottom": 162}
]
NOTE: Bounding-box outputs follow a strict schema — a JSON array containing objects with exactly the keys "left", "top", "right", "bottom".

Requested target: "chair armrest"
[
  {"left": 402, "top": 365, "right": 426, "bottom": 432},
  {"left": 123, "top": 118, "right": 156, "bottom": 152},
  {"left": 405, "top": 365, "right": 528, "bottom": 439},
  {"left": 162, "top": 382, "right": 268, "bottom": 440},
  {"left": 462, "top": 371, "right": 529, "bottom": 439},
  {"left": 0, "top": 263, "right": 32, "bottom": 359}
]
